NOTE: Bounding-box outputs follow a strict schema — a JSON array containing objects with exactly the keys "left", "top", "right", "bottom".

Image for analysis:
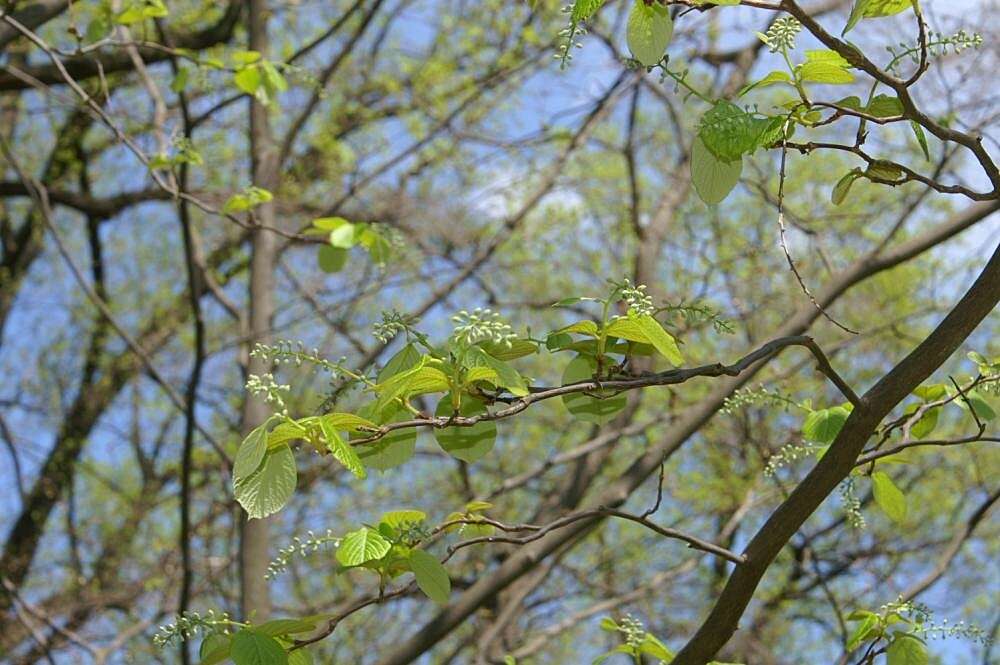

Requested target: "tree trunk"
[{"left": 239, "top": 0, "right": 278, "bottom": 623}]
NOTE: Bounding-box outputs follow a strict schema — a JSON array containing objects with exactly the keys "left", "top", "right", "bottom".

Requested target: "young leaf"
[
  {"left": 871, "top": 471, "right": 907, "bottom": 523},
  {"left": 572, "top": 0, "right": 606, "bottom": 22},
  {"left": 907, "top": 404, "right": 938, "bottom": 439},
  {"left": 797, "top": 61, "right": 854, "bottom": 84},
  {"left": 554, "top": 320, "right": 600, "bottom": 337},
  {"left": 380, "top": 509, "right": 427, "bottom": 529},
  {"left": 233, "top": 66, "right": 263, "bottom": 96},
  {"left": 910, "top": 121, "right": 930, "bottom": 160},
  {"left": 845, "top": 611, "right": 879, "bottom": 651},
  {"left": 638, "top": 634, "right": 674, "bottom": 660},
  {"left": 865, "top": 161, "right": 904, "bottom": 182},
  {"left": 561, "top": 355, "right": 627, "bottom": 424},
  {"left": 230, "top": 629, "right": 288, "bottom": 665},
  {"left": 268, "top": 420, "right": 314, "bottom": 449},
  {"left": 199, "top": 634, "right": 232, "bottom": 665},
  {"left": 949, "top": 389, "right": 996, "bottom": 421},
  {"left": 317, "top": 245, "right": 347, "bottom": 273},
  {"left": 288, "top": 647, "right": 313, "bottom": 665},
  {"left": 320, "top": 418, "right": 366, "bottom": 479},
  {"left": 379, "top": 343, "right": 423, "bottom": 381},
  {"left": 604, "top": 312, "right": 683, "bottom": 365},
  {"left": 698, "top": 102, "right": 771, "bottom": 163},
  {"left": 478, "top": 338, "right": 538, "bottom": 361},
  {"left": 434, "top": 394, "right": 497, "bottom": 462},
  {"left": 373, "top": 362, "right": 449, "bottom": 414},
  {"left": 234, "top": 421, "right": 270, "bottom": 481},
  {"left": 462, "top": 345, "right": 529, "bottom": 396},
  {"left": 886, "top": 633, "right": 929, "bottom": 665},
  {"left": 409, "top": 549, "right": 451, "bottom": 605},
  {"left": 831, "top": 169, "right": 863, "bottom": 205},
  {"left": 234, "top": 444, "right": 297, "bottom": 519},
  {"left": 626, "top": 0, "right": 673, "bottom": 67},
  {"left": 802, "top": 406, "right": 851, "bottom": 444},
  {"left": 254, "top": 618, "right": 318, "bottom": 637},
  {"left": 805, "top": 49, "right": 851, "bottom": 67},
  {"left": 322, "top": 413, "right": 376, "bottom": 432},
  {"left": 738, "top": 70, "right": 792, "bottom": 97},
  {"left": 355, "top": 403, "right": 417, "bottom": 470},
  {"left": 336, "top": 527, "right": 391, "bottom": 567},
  {"left": 844, "top": 0, "right": 915, "bottom": 35},
  {"left": 690, "top": 137, "right": 742, "bottom": 205},
  {"left": 866, "top": 94, "right": 904, "bottom": 118}
]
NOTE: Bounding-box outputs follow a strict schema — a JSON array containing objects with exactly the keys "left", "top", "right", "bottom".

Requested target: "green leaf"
[
  {"left": 336, "top": 527, "right": 391, "bottom": 567},
  {"left": 831, "top": 168, "right": 863, "bottom": 205},
  {"left": 379, "top": 343, "right": 424, "bottom": 381},
  {"left": 551, "top": 296, "right": 594, "bottom": 307},
  {"left": 951, "top": 390, "right": 996, "bottom": 421},
  {"left": 223, "top": 186, "right": 273, "bottom": 214},
  {"left": 232, "top": 50, "right": 263, "bottom": 66},
  {"left": 555, "top": 320, "right": 600, "bottom": 337},
  {"left": 910, "top": 121, "right": 930, "bottom": 160},
  {"left": 115, "top": 0, "right": 168, "bottom": 24},
  {"left": 698, "top": 101, "right": 772, "bottom": 163},
  {"left": 865, "top": 160, "right": 904, "bottom": 182},
  {"left": 409, "top": 549, "right": 451, "bottom": 605},
  {"left": 638, "top": 634, "right": 674, "bottom": 660},
  {"left": 288, "top": 648, "right": 313, "bottom": 665},
  {"left": 738, "top": 70, "right": 792, "bottom": 96},
  {"left": 234, "top": 66, "right": 263, "bottom": 95},
  {"left": 230, "top": 629, "right": 287, "bottom": 665},
  {"left": 872, "top": 471, "right": 907, "bottom": 523},
  {"left": 354, "top": 403, "right": 417, "bottom": 470},
  {"left": 267, "top": 421, "right": 309, "bottom": 448},
  {"left": 462, "top": 346, "right": 530, "bottom": 396},
  {"left": 234, "top": 421, "right": 270, "bottom": 481},
  {"left": 434, "top": 394, "right": 497, "bottom": 462},
  {"left": 867, "top": 94, "right": 904, "bottom": 118},
  {"left": 373, "top": 361, "right": 450, "bottom": 414},
  {"left": 572, "top": 0, "right": 606, "bottom": 22},
  {"left": 254, "top": 619, "right": 317, "bottom": 637},
  {"left": 260, "top": 62, "right": 288, "bottom": 95},
  {"left": 913, "top": 383, "right": 947, "bottom": 401},
  {"left": 844, "top": 0, "right": 914, "bottom": 34},
  {"left": 906, "top": 404, "right": 938, "bottom": 439},
  {"left": 561, "top": 355, "right": 627, "bottom": 424},
  {"left": 797, "top": 61, "right": 854, "bottom": 84},
  {"left": 846, "top": 613, "right": 879, "bottom": 651},
  {"left": 478, "top": 339, "right": 538, "bottom": 361},
  {"left": 358, "top": 225, "right": 393, "bottom": 265},
  {"left": 835, "top": 95, "right": 864, "bottom": 111},
  {"left": 171, "top": 67, "right": 190, "bottom": 94},
  {"left": 690, "top": 137, "right": 742, "bottom": 205},
  {"left": 328, "top": 223, "right": 356, "bottom": 249},
  {"left": 311, "top": 216, "right": 351, "bottom": 231},
  {"left": 320, "top": 418, "right": 366, "bottom": 479},
  {"left": 234, "top": 444, "right": 297, "bottom": 519},
  {"left": 465, "top": 500, "right": 493, "bottom": 512},
  {"left": 805, "top": 49, "right": 851, "bottom": 67},
  {"left": 199, "top": 634, "right": 231, "bottom": 665},
  {"left": 322, "top": 413, "right": 376, "bottom": 432},
  {"left": 380, "top": 509, "right": 427, "bottom": 529},
  {"left": 802, "top": 406, "right": 851, "bottom": 444},
  {"left": 604, "top": 312, "right": 683, "bottom": 366},
  {"left": 317, "top": 245, "right": 347, "bottom": 273},
  {"left": 626, "top": 0, "right": 673, "bottom": 67},
  {"left": 886, "top": 633, "right": 928, "bottom": 665}
]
